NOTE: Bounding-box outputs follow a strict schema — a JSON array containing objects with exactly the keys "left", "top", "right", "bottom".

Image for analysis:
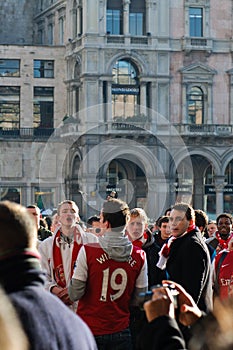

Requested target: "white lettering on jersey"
[
  {"left": 100, "top": 267, "right": 127, "bottom": 302},
  {"left": 128, "top": 256, "right": 137, "bottom": 267},
  {"left": 96, "top": 253, "right": 109, "bottom": 264}
]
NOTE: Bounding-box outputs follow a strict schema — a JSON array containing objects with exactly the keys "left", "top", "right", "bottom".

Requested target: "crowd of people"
[{"left": 0, "top": 196, "right": 232, "bottom": 349}]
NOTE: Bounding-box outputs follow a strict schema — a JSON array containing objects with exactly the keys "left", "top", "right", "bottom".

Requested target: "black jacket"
[
  {"left": 142, "top": 230, "right": 166, "bottom": 288},
  {"left": 166, "top": 228, "right": 212, "bottom": 312},
  {"left": 0, "top": 252, "right": 97, "bottom": 350}
]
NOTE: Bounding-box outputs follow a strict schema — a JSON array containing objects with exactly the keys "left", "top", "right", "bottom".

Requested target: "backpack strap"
[{"left": 214, "top": 251, "right": 228, "bottom": 295}]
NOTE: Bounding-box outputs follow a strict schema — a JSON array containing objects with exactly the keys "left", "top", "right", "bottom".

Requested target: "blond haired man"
[{"left": 39, "top": 200, "right": 97, "bottom": 310}]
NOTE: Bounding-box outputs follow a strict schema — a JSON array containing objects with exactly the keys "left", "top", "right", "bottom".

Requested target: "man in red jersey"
[
  {"left": 69, "top": 198, "right": 148, "bottom": 350},
  {"left": 213, "top": 237, "right": 233, "bottom": 300}
]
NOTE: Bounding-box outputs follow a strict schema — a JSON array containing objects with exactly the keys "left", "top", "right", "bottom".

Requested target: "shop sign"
[
  {"left": 112, "top": 85, "right": 139, "bottom": 95},
  {"left": 205, "top": 185, "right": 233, "bottom": 194}
]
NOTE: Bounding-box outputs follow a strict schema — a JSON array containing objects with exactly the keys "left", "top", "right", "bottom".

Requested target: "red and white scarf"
[
  {"left": 216, "top": 232, "right": 233, "bottom": 251},
  {"left": 157, "top": 223, "right": 196, "bottom": 270},
  {"left": 53, "top": 228, "right": 82, "bottom": 288}
]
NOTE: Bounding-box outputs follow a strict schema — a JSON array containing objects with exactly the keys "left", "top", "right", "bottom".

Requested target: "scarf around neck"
[
  {"left": 53, "top": 228, "right": 82, "bottom": 288},
  {"left": 157, "top": 223, "right": 196, "bottom": 270},
  {"left": 216, "top": 232, "right": 233, "bottom": 251}
]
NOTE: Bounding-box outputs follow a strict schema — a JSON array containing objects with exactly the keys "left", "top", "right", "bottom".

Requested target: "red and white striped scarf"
[
  {"left": 53, "top": 228, "right": 82, "bottom": 288},
  {"left": 157, "top": 223, "right": 196, "bottom": 270}
]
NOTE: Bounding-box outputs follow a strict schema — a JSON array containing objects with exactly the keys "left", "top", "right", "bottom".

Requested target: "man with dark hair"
[
  {"left": 154, "top": 215, "right": 171, "bottom": 247},
  {"left": 157, "top": 202, "right": 212, "bottom": 312},
  {"left": 206, "top": 212, "right": 233, "bottom": 254},
  {"left": 0, "top": 200, "right": 97, "bottom": 350},
  {"left": 69, "top": 198, "right": 148, "bottom": 350},
  {"left": 86, "top": 215, "right": 102, "bottom": 236},
  {"left": 26, "top": 204, "right": 52, "bottom": 241},
  {"left": 195, "top": 209, "right": 208, "bottom": 234},
  {"left": 195, "top": 209, "right": 216, "bottom": 261}
]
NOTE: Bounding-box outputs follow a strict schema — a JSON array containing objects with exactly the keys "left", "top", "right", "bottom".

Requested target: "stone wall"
[{"left": 0, "top": 0, "right": 35, "bottom": 44}]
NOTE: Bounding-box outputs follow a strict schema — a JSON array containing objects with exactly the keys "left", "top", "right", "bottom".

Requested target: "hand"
[
  {"left": 143, "top": 285, "right": 176, "bottom": 322},
  {"left": 163, "top": 280, "right": 202, "bottom": 326},
  {"left": 51, "top": 286, "right": 73, "bottom": 306}
]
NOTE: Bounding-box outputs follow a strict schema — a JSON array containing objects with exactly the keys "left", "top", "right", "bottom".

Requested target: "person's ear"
[{"left": 103, "top": 220, "right": 110, "bottom": 229}]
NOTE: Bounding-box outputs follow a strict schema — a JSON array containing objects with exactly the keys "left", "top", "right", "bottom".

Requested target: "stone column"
[
  {"left": 146, "top": 0, "right": 156, "bottom": 35},
  {"left": 214, "top": 176, "right": 226, "bottom": 215},
  {"left": 72, "top": 87, "right": 76, "bottom": 116},
  {"left": 106, "top": 80, "right": 112, "bottom": 122},
  {"left": 123, "top": 0, "right": 130, "bottom": 35},
  {"left": 140, "top": 82, "right": 147, "bottom": 111}
]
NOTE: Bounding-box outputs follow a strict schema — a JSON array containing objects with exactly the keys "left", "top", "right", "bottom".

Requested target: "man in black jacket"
[
  {"left": 0, "top": 200, "right": 97, "bottom": 350},
  {"left": 157, "top": 202, "right": 212, "bottom": 312}
]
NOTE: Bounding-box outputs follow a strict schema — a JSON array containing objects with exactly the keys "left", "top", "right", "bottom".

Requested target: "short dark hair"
[
  {"left": 195, "top": 209, "right": 208, "bottom": 229},
  {"left": 157, "top": 215, "right": 169, "bottom": 228},
  {"left": 87, "top": 215, "right": 100, "bottom": 228},
  {"left": 171, "top": 202, "right": 195, "bottom": 221},
  {"left": 102, "top": 198, "right": 130, "bottom": 231},
  {"left": 216, "top": 213, "right": 233, "bottom": 225}
]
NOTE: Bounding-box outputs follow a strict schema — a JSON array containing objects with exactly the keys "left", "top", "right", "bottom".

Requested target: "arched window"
[
  {"left": 112, "top": 59, "right": 140, "bottom": 119},
  {"left": 188, "top": 86, "right": 204, "bottom": 124},
  {"left": 225, "top": 160, "right": 233, "bottom": 184}
]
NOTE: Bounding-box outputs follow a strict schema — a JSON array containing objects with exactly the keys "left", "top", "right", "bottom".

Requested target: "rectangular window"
[
  {"left": 48, "top": 23, "right": 54, "bottom": 44},
  {"left": 0, "top": 59, "right": 20, "bottom": 77},
  {"left": 34, "top": 187, "right": 55, "bottom": 211},
  {"left": 0, "top": 86, "right": 20, "bottom": 129},
  {"left": 107, "top": 9, "right": 121, "bottom": 34},
  {"left": 129, "top": 13, "right": 143, "bottom": 35},
  {"left": 34, "top": 60, "right": 54, "bottom": 78},
  {"left": 33, "top": 87, "right": 54, "bottom": 128},
  {"left": 0, "top": 187, "right": 21, "bottom": 203},
  {"left": 59, "top": 17, "right": 64, "bottom": 44},
  {"left": 189, "top": 7, "right": 203, "bottom": 37},
  {"left": 38, "top": 29, "right": 44, "bottom": 44}
]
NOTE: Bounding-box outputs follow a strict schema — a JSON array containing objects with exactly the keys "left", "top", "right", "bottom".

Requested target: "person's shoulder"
[
  {"left": 38, "top": 235, "right": 54, "bottom": 251},
  {"left": 11, "top": 288, "right": 97, "bottom": 349},
  {"left": 81, "top": 229, "right": 99, "bottom": 244},
  {"left": 132, "top": 245, "right": 147, "bottom": 259}
]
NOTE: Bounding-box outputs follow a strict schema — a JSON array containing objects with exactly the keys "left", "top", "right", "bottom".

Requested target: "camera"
[{"left": 138, "top": 283, "right": 179, "bottom": 309}]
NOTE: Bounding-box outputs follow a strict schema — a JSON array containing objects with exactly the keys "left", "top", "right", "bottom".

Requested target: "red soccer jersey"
[
  {"left": 214, "top": 250, "right": 233, "bottom": 300},
  {"left": 76, "top": 243, "right": 147, "bottom": 335}
]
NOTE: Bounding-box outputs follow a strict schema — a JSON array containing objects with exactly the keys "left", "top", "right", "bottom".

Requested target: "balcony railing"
[
  {"left": 106, "top": 35, "right": 149, "bottom": 45},
  {"left": 1, "top": 124, "right": 232, "bottom": 140},
  {"left": 173, "top": 124, "right": 232, "bottom": 135},
  {"left": 182, "top": 37, "right": 213, "bottom": 52}
]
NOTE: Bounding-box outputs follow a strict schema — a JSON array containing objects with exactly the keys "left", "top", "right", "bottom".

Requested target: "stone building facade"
[{"left": 1, "top": 0, "right": 233, "bottom": 221}]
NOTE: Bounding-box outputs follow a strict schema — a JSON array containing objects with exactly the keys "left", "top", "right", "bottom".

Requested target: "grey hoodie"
[{"left": 99, "top": 230, "right": 133, "bottom": 262}]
